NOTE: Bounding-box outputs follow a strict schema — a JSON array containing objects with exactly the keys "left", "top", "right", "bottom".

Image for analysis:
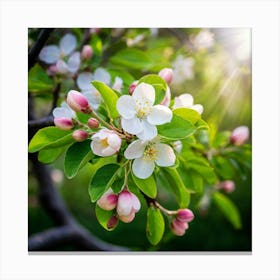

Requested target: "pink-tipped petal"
[{"left": 59, "top": 34, "right": 77, "bottom": 56}]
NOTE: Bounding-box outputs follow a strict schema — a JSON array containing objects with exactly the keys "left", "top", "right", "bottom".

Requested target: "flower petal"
[
  {"left": 173, "top": 93, "right": 194, "bottom": 109},
  {"left": 56, "top": 59, "right": 69, "bottom": 73},
  {"left": 77, "top": 72, "right": 94, "bottom": 91},
  {"left": 132, "top": 83, "right": 155, "bottom": 105},
  {"left": 132, "top": 157, "right": 155, "bottom": 179},
  {"left": 147, "top": 105, "right": 172, "bottom": 125},
  {"left": 83, "top": 89, "right": 101, "bottom": 110},
  {"left": 59, "top": 34, "right": 77, "bottom": 56},
  {"left": 53, "top": 107, "right": 72, "bottom": 119},
  {"left": 117, "top": 191, "right": 133, "bottom": 216},
  {"left": 154, "top": 143, "right": 176, "bottom": 167},
  {"left": 92, "top": 67, "right": 111, "bottom": 85},
  {"left": 39, "top": 45, "right": 60, "bottom": 64},
  {"left": 191, "top": 104, "right": 204, "bottom": 115},
  {"left": 112, "top": 76, "right": 123, "bottom": 92},
  {"left": 116, "top": 95, "right": 136, "bottom": 119},
  {"left": 124, "top": 140, "right": 146, "bottom": 159},
  {"left": 121, "top": 117, "right": 143, "bottom": 135},
  {"left": 131, "top": 193, "right": 141, "bottom": 212},
  {"left": 67, "top": 52, "right": 81, "bottom": 73},
  {"left": 107, "top": 133, "right": 122, "bottom": 150},
  {"left": 136, "top": 120, "right": 157, "bottom": 141}
]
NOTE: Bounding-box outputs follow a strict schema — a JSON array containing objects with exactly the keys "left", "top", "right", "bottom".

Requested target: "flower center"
[
  {"left": 100, "top": 138, "right": 108, "bottom": 148},
  {"left": 143, "top": 145, "right": 158, "bottom": 161},
  {"left": 135, "top": 99, "right": 152, "bottom": 119}
]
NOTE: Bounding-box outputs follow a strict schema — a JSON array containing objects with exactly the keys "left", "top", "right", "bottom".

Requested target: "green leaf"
[
  {"left": 138, "top": 74, "right": 167, "bottom": 104},
  {"left": 28, "top": 64, "right": 54, "bottom": 93},
  {"left": 195, "top": 119, "right": 209, "bottom": 130},
  {"left": 64, "top": 140, "right": 95, "bottom": 179},
  {"left": 146, "top": 206, "right": 165, "bottom": 245},
  {"left": 158, "top": 115, "right": 196, "bottom": 140},
  {"left": 28, "top": 126, "right": 74, "bottom": 153},
  {"left": 211, "top": 156, "right": 235, "bottom": 179},
  {"left": 132, "top": 173, "right": 157, "bottom": 198},
  {"left": 187, "top": 162, "right": 217, "bottom": 185},
  {"left": 213, "top": 131, "right": 231, "bottom": 148},
  {"left": 38, "top": 146, "right": 66, "bottom": 164},
  {"left": 173, "top": 108, "right": 201, "bottom": 125},
  {"left": 213, "top": 192, "right": 242, "bottom": 229},
  {"left": 91, "top": 81, "right": 119, "bottom": 119},
  {"left": 95, "top": 205, "right": 116, "bottom": 231},
  {"left": 88, "top": 164, "right": 121, "bottom": 202},
  {"left": 162, "top": 168, "right": 190, "bottom": 208},
  {"left": 177, "top": 167, "right": 203, "bottom": 193},
  {"left": 110, "top": 48, "right": 152, "bottom": 70}
]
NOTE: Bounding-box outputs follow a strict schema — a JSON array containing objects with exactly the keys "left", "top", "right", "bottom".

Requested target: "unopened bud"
[
  {"left": 160, "top": 86, "right": 171, "bottom": 106},
  {"left": 107, "top": 215, "right": 119, "bottom": 229},
  {"left": 47, "top": 65, "right": 58, "bottom": 76},
  {"left": 230, "top": 126, "right": 249, "bottom": 146},
  {"left": 72, "top": 130, "right": 88, "bottom": 142},
  {"left": 54, "top": 117, "right": 74, "bottom": 130},
  {"left": 81, "top": 45, "right": 93, "bottom": 60},
  {"left": 67, "top": 90, "right": 91, "bottom": 113},
  {"left": 128, "top": 80, "right": 138, "bottom": 95},
  {"left": 97, "top": 189, "right": 118, "bottom": 211},
  {"left": 170, "top": 219, "right": 189, "bottom": 236},
  {"left": 87, "top": 118, "right": 99, "bottom": 129},
  {"left": 118, "top": 211, "right": 135, "bottom": 223},
  {"left": 218, "top": 180, "right": 235, "bottom": 193},
  {"left": 176, "top": 209, "right": 194, "bottom": 223},
  {"left": 173, "top": 140, "right": 183, "bottom": 153},
  {"left": 158, "top": 68, "right": 173, "bottom": 84}
]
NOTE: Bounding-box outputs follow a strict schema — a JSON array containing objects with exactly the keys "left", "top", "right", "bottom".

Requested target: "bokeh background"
[{"left": 28, "top": 28, "right": 251, "bottom": 251}]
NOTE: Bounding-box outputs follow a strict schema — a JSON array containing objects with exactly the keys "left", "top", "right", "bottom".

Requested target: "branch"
[
  {"left": 28, "top": 115, "right": 54, "bottom": 129},
  {"left": 29, "top": 225, "right": 129, "bottom": 251},
  {"left": 28, "top": 28, "right": 55, "bottom": 71}
]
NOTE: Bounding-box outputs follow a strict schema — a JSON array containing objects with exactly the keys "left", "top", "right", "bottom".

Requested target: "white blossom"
[
  {"left": 171, "top": 55, "right": 194, "bottom": 85},
  {"left": 173, "top": 93, "right": 203, "bottom": 115},
  {"left": 77, "top": 68, "right": 123, "bottom": 110},
  {"left": 117, "top": 83, "right": 173, "bottom": 141},
  {"left": 39, "top": 34, "right": 80, "bottom": 74},
  {"left": 124, "top": 138, "right": 176, "bottom": 179},
  {"left": 91, "top": 129, "right": 122, "bottom": 157},
  {"left": 192, "top": 29, "right": 215, "bottom": 50}
]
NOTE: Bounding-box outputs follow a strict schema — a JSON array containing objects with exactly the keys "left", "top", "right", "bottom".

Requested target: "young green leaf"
[
  {"left": 132, "top": 173, "right": 157, "bottom": 198},
  {"left": 28, "top": 64, "right": 54, "bottom": 92},
  {"left": 158, "top": 115, "right": 196, "bottom": 140},
  {"left": 28, "top": 126, "right": 74, "bottom": 153},
  {"left": 173, "top": 108, "right": 201, "bottom": 125},
  {"left": 89, "top": 164, "right": 121, "bottom": 202},
  {"left": 138, "top": 74, "right": 167, "bottom": 104},
  {"left": 110, "top": 48, "right": 152, "bottom": 70},
  {"left": 38, "top": 146, "right": 66, "bottom": 164},
  {"left": 91, "top": 81, "right": 119, "bottom": 119},
  {"left": 177, "top": 167, "right": 204, "bottom": 193},
  {"left": 95, "top": 204, "right": 116, "bottom": 231},
  {"left": 162, "top": 168, "right": 190, "bottom": 208},
  {"left": 213, "top": 192, "right": 242, "bottom": 229},
  {"left": 64, "top": 140, "right": 95, "bottom": 179},
  {"left": 211, "top": 156, "right": 235, "bottom": 179},
  {"left": 146, "top": 206, "right": 165, "bottom": 245}
]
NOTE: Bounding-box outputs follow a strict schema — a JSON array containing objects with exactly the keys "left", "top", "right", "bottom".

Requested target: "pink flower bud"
[
  {"left": 170, "top": 219, "right": 189, "bottom": 236},
  {"left": 87, "top": 118, "right": 100, "bottom": 129},
  {"left": 218, "top": 180, "right": 235, "bottom": 193},
  {"left": 47, "top": 65, "right": 58, "bottom": 76},
  {"left": 67, "top": 90, "right": 91, "bottom": 114},
  {"left": 128, "top": 80, "right": 138, "bottom": 95},
  {"left": 54, "top": 117, "right": 74, "bottom": 130},
  {"left": 117, "top": 190, "right": 140, "bottom": 223},
  {"left": 230, "top": 126, "right": 249, "bottom": 146},
  {"left": 107, "top": 215, "right": 119, "bottom": 229},
  {"left": 97, "top": 189, "right": 118, "bottom": 211},
  {"left": 72, "top": 129, "right": 88, "bottom": 142},
  {"left": 160, "top": 86, "right": 171, "bottom": 106},
  {"left": 81, "top": 45, "right": 93, "bottom": 60},
  {"left": 176, "top": 209, "right": 194, "bottom": 223},
  {"left": 158, "top": 68, "right": 174, "bottom": 84}
]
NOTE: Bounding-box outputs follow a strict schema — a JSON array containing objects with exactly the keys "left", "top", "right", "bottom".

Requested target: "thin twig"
[{"left": 28, "top": 28, "right": 55, "bottom": 71}]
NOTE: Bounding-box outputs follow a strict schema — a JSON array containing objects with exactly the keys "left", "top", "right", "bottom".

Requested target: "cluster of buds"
[
  {"left": 97, "top": 189, "right": 141, "bottom": 229},
  {"left": 170, "top": 209, "right": 194, "bottom": 236}
]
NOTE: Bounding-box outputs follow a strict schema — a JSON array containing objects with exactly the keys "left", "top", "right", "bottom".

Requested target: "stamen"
[{"left": 143, "top": 145, "right": 158, "bottom": 161}]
